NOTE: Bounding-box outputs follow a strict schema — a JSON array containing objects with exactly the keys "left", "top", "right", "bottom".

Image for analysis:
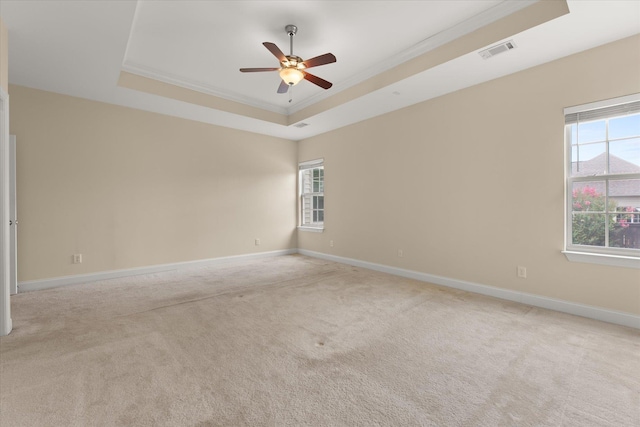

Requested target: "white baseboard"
[
  {"left": 18, "top": 249, "right": 297, "bottom": 293},
  {"left": 298, "top": 249, "right": 640, "bottom": 330},
  {"left": 16, "top": 247, "right": 639, "bottom": 329}
]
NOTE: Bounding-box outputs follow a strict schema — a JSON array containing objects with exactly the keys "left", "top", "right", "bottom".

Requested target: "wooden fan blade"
[
  {"left": 277, "top": 80, "right": 289, "bottom": 94},
  {"left": 303, "top": 71, "right": 333, "bottom": 90},
  {"left": 302, "top": 53, "right": 336, "bottom": 69},
  {"left": 239, "top": 67, "right": 279, "bottom": 72},
  {"left": 263, "top": 42, "right": 286, "bottom": 62}
]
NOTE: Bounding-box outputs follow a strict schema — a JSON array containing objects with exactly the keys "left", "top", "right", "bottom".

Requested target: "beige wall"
[
  {"left": 298, "top": 34, "right": 640, "bottom": 315},
  {"left": 0, "top": 18, "right": 7, "bottom": 93},
  {"left": 10, "top": 85, "right": 297, "bottom": 281},
  {"left": 7, "top": 31, "right": 640, "bottom": 315}
]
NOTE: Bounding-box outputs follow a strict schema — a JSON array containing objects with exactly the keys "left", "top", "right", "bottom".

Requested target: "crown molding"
[
  {"left": 120, "top": 0, "right": 538, "bottom": 119},
  {"left": 288, "top": 0, "right": 538, "bottom": 114},
  {"left": 121, "top": 61, "right": 289, "bottom": 116},
  {"left": 121, "top": 0, "right": 289, "bottom": 116}
]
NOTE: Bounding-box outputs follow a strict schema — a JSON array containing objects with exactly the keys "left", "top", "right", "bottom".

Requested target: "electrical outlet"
[
  {"left": 397, "top": 249, "right": 404, "bottom": 257},
  {"left": 330, "top": 240, "right": 334, "bottom": 247},
  {"left": 73, "top": 254, "right": 83, "bottom": 264},
  {"left": 517, "top": 266, "right": 527, "bottom": 278},
  {"left": 255, "top": 238, "right": 260, "bottom": 246}
]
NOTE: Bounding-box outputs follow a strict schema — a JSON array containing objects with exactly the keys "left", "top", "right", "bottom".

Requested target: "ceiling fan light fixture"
[
  {"left": 240, "top": 24, "right": 335, "bottom": 93},
  {"left": 279, "top": 67, "right": 304, "bottom": 86}
]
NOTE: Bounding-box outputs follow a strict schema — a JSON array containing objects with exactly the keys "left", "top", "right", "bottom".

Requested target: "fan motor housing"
[{"left": 282, "top": 55, "right": 305, "bottom": 69}]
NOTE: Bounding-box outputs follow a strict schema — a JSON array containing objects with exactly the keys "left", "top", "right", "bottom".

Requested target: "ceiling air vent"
[
  {"left": 294, "top": 122, "right": 310, "bottom": 128},
  {"left": 479, "top": 40, "right": 516, "bottom": 60}
]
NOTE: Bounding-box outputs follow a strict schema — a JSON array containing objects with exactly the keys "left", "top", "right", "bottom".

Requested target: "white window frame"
[
  {"left": 563, "top": 93, "right": 640, "bottom": 269},
  {"left": 298, "top": 159, "right": 324, "bottom": 232}
]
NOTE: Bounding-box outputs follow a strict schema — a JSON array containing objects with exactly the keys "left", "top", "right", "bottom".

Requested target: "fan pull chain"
[{"left": 289, "top": 84, "right": 293, "bottom": 103}]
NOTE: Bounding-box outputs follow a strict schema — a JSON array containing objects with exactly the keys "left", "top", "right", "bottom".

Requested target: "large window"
[
  {"left": 565, "top": 94, "right": 640, "bottom": 261},
  {"left": 299, "top": 159, "right": 324, "bottom": 230}
]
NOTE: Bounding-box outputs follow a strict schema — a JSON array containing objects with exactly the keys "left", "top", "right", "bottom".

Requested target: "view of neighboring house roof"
[
  {"left": 610, "top": 181, "right": 640, "bottom": 198},
  {"left": 572, "top": 153, "right": 640, "bottom": 176},
  {"left": 572, "top": 153, "right": 640, "bottom": 198}
]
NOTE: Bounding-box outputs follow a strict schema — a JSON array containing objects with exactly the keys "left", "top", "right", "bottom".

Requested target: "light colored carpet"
[{"left": 0, "top": 254, "right": 638, "bottom": 426}]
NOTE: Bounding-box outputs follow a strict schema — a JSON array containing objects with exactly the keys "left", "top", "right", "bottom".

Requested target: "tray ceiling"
[{"left": 1, "top": 1, "right": 639, "bottom": 139}]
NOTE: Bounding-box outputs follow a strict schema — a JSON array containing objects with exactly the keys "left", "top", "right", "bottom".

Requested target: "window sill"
[
  {"left": 298, "top": 226, "right": 324, "bottom": 233},
  {"left": 562, "top": 251, "right": 640, "bottom": 269}
]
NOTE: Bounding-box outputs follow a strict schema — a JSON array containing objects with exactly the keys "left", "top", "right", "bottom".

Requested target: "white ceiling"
[
  {"left": 1, "top": 1, "right": 639, "bottom": 140},
  {"left": 123, "top": 0, "right": 506, "bottom": 114}
]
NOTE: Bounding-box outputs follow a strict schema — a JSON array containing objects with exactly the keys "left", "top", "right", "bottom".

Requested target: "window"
[
  {"left": 564, "top": 94, "right": 640, "bottom": 264},
  {"left": 299, "top": 159, "right": 324, "bottom": 231}
]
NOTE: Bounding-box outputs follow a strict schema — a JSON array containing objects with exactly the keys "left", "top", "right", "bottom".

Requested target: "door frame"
[
  {"left": 9, "top": 134, "right": 16, "bottom": 295},
  {"left": 0, "top": 87, "right": 12, "bottom": 336}
]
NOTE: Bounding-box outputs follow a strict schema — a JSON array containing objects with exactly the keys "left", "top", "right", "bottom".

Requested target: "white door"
[
  {"left": 9, "top": 135, "right": 17, "bottom": 295},
  {"left": 0, "top": 88, "right": 12, "bottom": 336}
]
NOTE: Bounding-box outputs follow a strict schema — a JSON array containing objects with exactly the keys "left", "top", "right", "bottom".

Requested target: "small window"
[
  {"left": 565, "top": 94, "right": 640, "bottom": 260},
  {"left": 299, "top": 159, "right": 324, "bottom": 230}
]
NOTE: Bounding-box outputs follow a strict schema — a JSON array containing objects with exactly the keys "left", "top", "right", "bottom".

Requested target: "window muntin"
[
  {"left": 299, "top": 160, "right": 324, "bottom": 229},
  {"left": 566, "top": 96, "right": 640, "bottom": 255}
]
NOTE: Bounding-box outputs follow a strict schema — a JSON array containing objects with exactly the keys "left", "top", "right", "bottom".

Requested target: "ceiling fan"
[{"left": 240, "top": 25, "right": 336, "bottom": 94}]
